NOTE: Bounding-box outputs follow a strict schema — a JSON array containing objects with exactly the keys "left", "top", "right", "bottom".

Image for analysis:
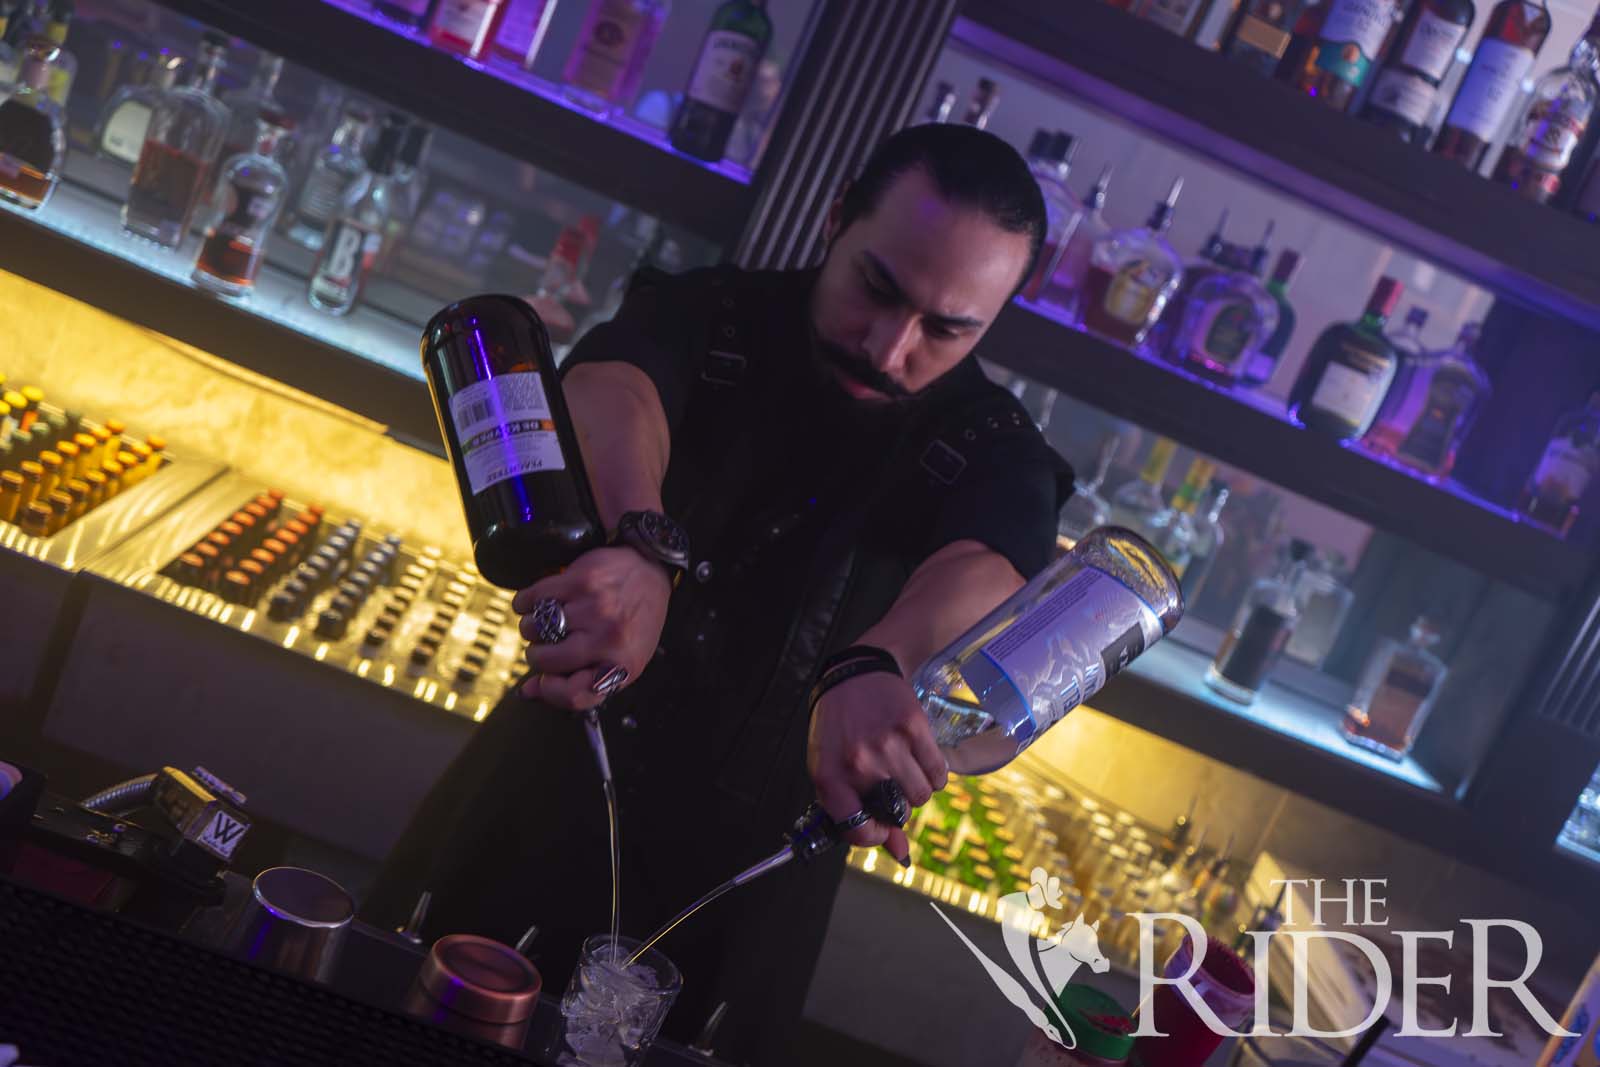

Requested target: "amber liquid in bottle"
[{"left": 423, "top": 295, "right": 604, "bottom": 590}]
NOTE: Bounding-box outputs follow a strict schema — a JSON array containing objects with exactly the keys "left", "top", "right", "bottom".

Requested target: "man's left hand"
[{"left": 807, "top": 670, "right": 949, "bottom": 865}]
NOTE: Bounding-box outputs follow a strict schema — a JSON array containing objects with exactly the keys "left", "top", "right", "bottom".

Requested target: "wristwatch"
[{"left": 611, "top": 510, "right": 690, "bottom": 587}]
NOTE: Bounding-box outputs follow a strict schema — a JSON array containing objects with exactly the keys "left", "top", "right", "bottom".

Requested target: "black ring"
[
  {"left": 833, "top": 809, "right": 870, "bottom": 833},
  {"left": 529, "top": 598, "right": 568, "bottom": 644}
]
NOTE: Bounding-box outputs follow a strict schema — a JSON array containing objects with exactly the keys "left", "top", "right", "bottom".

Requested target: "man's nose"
[{"left": 864, "top": 311, "right": 918, "bottom": 375}]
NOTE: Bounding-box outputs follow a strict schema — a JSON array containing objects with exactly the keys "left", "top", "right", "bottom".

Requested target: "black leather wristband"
[
  {"left": 808, "top": 645, "right": 903, "bottom": 713},
  {"left": 816, "top": 644, "right": 901, "bottom": 680}
]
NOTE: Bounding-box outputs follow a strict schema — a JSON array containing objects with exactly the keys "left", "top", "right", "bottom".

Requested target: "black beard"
[{"left": 812, "top": 334, "right": 916, "bottom": 405}]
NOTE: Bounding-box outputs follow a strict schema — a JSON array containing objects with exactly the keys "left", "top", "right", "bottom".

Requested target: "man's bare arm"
[
  {"left": 560, "top": 361, "right": 672, "bottom": 529},
  {"left": 859, "top": 538, "right": 1024, "bottom": 675}
]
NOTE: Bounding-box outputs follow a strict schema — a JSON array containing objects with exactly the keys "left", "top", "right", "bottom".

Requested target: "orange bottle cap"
[
  {"left": 58, "top": 440, "right": 80, "bottom": 458},
  {"left": 90, "top": 426, "right": 110, "bottom": 443},
  {"left": 40, "top": 451, "right": 62, "bottom": 469},
  {"left": 102, "top": 460, "right": 124, "bottom": 476},
  {"left": 105, "top": 417, "right": 126, "bottom": 434},
  {"left": 147, "top": 434, "right": 167, "bottom": 451},
  {"left": 85, "top": 470, "right": 107, "bottom": 485},
  {"left": 115, "top": 450, "right": 137, "bottom": 467},
  {"left": 239, "top": 559, "right": 265, "bottom": 578},
  {"left": 195, "top": 543, "right": 220, "bottom": 561},
  {"left": 74, "top": 432, "right": 94, "bottom": 449}
]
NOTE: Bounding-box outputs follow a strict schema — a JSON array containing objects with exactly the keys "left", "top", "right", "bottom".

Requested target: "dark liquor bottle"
[
  {"left": 375, "top": 0, "right": 438, "bottom": 30},
  {"left": 1360, "top": 0, "right": 1476, "bottom": 142},
  {"left": 1518, "top": 392, "right": 1600, "bottom": 536},
  {"left": 1288, "top": 275, "right": 1402, "bottom": 439},
  {"left": 1285, "top": 0, "right": 1402, "bottom": 111},
  {"left": 123, "top": 31, "right": 229, "bottom": 248},
  {"left": 962, "top": 77, "right": 1000, "bottom": 129},
  {"left": 192, "top": 115, "right": 291, "bottom": 297},
  {"left": 668, "top": 0, "right": 772, "bottom": 163},
  {"left": 307, "top": 115, "right": 404, "bottom": 316},
  {"left": 1222, "top": 0, "right": 1316, "bottom": 77},
  {"left": 1245, "top": 248, "right": 1300, "bottom": 385},
  {"left": 1434, "top": 0, "right": 1552, "bottom": 170},
  {"left": 0, "top": 37, "right": 64, "bottom": 210},
  {"left": 423, "top": 296, "right": 604, "bottom": 589},
  {"left": 1205, "top": 540, "right": 1311, "bottom": 704},
  {"left": 1493, "top": 13, "right": 1600, "bottom": 202}
]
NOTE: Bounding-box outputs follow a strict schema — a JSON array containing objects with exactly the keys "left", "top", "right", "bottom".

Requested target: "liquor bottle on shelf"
[
  {"left": 1058, "top": 435, "right": 1119, "bottom": 544},
  {"left": 375, "top": 0, "right": 438, "bottom": 30},
  {"left": 285, "top": 106, "right": 373, "bottom": 251},
  {"left": 668, "top": 0, "right": 771, "bottom": 163},
  {"left": 1287, "top": 275, "right": 1403, "bottom": 440},
  {"left": 1194, "top": 0, "right": 1243, "bottom": 48},
  {"left": 1285, "top": 0, "right": 1403, "bottom": 111},
  {"left": 1109, "top": 436, "right": 1176, "bottom": 536},
  {"left": 191, "top": 114, "right": 291, "bottom": 298},
  {"left": 0, "top": 37, "right": 64, "bottom": 210},
  {"left": 1434, "top": 0, "right": 1552, "bottom": 171},
  {"left": 1205, "top": 539, "right": 1312, "bottom": 704},
  {"left": 1362, "top": 304, "right": 1429, "bottom": 453},
  {"left": 424, "top": 295, "right": 604, "bottom": 589},
  {"left": 1180, "top": 479, "right": 1229, "bottom": 603},
  {"left": 1283, "top": 552, "right": 1354, "bottom": 668},
  {"left": 1343, "top": 617, "right": 1448, "bottom": 759},
  {"left": 915, "top": 527, "right": 1184, "bottom": 775},
  {"left": 380, "top": 121, "right": 433, "bottom": 267},
  {"left": 219, "top": 52, "right": 284, "bottom": 164},
  {"left": 961, "top": 77, "right": 1000, "bottom": 129},
  {"left": 1172, "top": 237, "right": 1282, "bottom": 385},
  {"left": 1050, "top": 163, "right": 1113, "bottom": 320},
  {"left": 561, "top": 0, "right": 669, "bottom": 117},
  {"left": 122, "top": 31, "right": 229, "bottom": 249},
  {"left": 1493, "top": 12, "right": 1600, "bottom": 202},
  {"left": 1137, "top": 0, "right": 1209, "bottom": 37},
  {"left": 1360, "top": 0, "right": 1477, "bottom": 142},
  {"left": 1518, "top": 392, "right": 1600, "bottom": 535},
  {"left": 39, "top": 0, "right": 73, "bottom": 107},
  {"left": 1392, "top": 323, "right": 1489, "bottom": 478},
  {"left": 1152, "top": 457, "right": 1216, "bottom": 576},
  {"left": 1080, "top": 176, "right": 1184, "bottom": 348},
  {"left": 1245, "top": 247, "right": 1300, "bottom": 386},
  {"left": 925, "top": 81, "right": 957, "bottom": 123},
  {"left": 1153, "top": 207, "right": 1232, "bottom": 360},
  {"left": 492, "top": 0, "right": 559, "bottom": 68},
  {"left": 1222, "top": 0, "right": 1316, "bottom": 77},
  {"left": 308, "top": 115, "right": 405, "bottom": 316},
  {"left": 428, "top": 0, "right": 506, "bottom": 60},
  {"left": 94, "top": 48, "right": 181, "bottom": 166},
  {"left": 1022, "top": 131, "right": 1084, "bottom": 303}
]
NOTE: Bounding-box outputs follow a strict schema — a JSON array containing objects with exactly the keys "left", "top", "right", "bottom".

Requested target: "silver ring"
[
  {"left": 833, "top": 809, "right": 870, "bottom": 833},
  {"left": 591, "top": 664, "right": 629, "bottom": 695},
  {"left": 529, "top": 597, "right": 568, "bottom": 644}
]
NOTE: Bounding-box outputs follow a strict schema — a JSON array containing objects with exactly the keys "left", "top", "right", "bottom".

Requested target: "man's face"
[{"left": 809, "top": 165, "right": 1032, "bottom": 405}]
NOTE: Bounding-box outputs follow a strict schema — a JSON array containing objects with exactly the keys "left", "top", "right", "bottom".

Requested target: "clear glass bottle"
[
  {"left": 39, "top": 0, "right": 73, "bottom": 107},
  {"left": 219, "top": 52, "right": 284, "bottom": 164},
  {"left": 1342, "top": 617, "right": 1448, "bottom": 760},
  {"left": 1389, "top": 323, "right": 1491, "bottom": 478},
  {"left": 1205, "top": 539, "right": 1312, "bottom": 704},
  {"left": 1493, "top": 11, "right": 1600, "bottom": 202},
  {"left": 285, "top": 106, "right": 373, "bottom": 252},
  {"left": 122, "top": 31, "right": 230, "bottom": 249},
  {"left": 1021, "top": 130, "right": 1085, "bottom": 304},
  {"left": 1180, "top": 479, "right": 1229, "bottom": 604},
  {"left": 1283, "top": 553, "right": 1355, "bottom": 669},
  {"left": 1288, "top": 275, "right": 1403, "bottom": 439},
  {"left": 1057, "top": 435, "right": 1118, "bottom": 543},
  {"left": 1433, "top": 0, "right": 1553, "bottom": 171},
  {"left": 914, "top": 527, "right": 1184, "bottom": 775},
  {"left": 191, "top": 115, "right": 290, "bottom": 297},
  {"left": 561, "top": 0, "right": 669, "bottom": 117},
  {"left": 1109, "top": 435, "right": 1177, "bottom": 534},
  {"left": 1080, "top": 176, "right": 1184, "bottom": 348},
  {"left": 95, "top": 48, "right": 182, "bottom": 166},
  {"left": 1155, "top": 208, "right": 1234, "bottom": 360},
  {"left": 1360, "top": 0, "right": 1477, "bottom": 143},
  {"left": 1363, "top": 305, "right": 1431, "bottom": 454},
  {"left": 308, "top": 115, "right": 405, "bottom": 316},
  {"left": 1518, "top": 392, "right": 1600, "bottom": 536},
  {"left": 1173, "top": 237, "right": 1282, "bottom": 384},
  {"left": 1150, "top": 457, "right": 1215, "bottom": 578},
  {"left": 1246, "top": 248, "right": 1301, "bottom": 386},
  {"left": 1050, "top": 163, "right": 1112, "bottom": 321},
  {"left": 0, "top": 37, "right": 62, "bottom": 210}
]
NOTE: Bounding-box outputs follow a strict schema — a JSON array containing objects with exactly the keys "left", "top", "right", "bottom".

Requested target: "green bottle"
[
  {"left": 1247, "top": 248, "right": 1301, "bottom": 386},
  {"left": 668, "top": 0, "right": 772, "bottom": 162}
]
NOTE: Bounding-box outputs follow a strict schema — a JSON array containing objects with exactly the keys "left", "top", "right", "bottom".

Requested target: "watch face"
[{"left": 637, "top": 511, "right": 689, "bottom": 562}]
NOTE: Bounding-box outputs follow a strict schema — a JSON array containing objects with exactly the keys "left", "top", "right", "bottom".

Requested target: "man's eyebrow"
[{"left": 860, "top": 251, "right": 986, "bottom": 331}]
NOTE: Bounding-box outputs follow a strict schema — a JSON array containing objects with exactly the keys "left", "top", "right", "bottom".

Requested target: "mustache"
[{"left": 816, "top": 338, "right": 913, "bottom": 401}]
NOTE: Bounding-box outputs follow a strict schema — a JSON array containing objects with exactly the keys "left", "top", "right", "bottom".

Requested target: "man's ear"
[{"left": 823, "top": 181, "right": 851, "bottom": 245}]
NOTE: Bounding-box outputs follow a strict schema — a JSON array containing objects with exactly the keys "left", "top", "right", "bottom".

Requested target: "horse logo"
[{"left": 930, "top": 866, "right": 1112, "bottom": 1049}]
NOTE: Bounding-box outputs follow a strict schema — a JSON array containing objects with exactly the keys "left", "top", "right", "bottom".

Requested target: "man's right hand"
[{"left": 514, "top": 544, "right": 672, "bottom": 711}]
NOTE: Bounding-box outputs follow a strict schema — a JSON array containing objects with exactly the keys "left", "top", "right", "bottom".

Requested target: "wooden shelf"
[
  {"left": 956, "top": 1, "right": 1600, "bottom": 331},
  {"left": 979, "top": 300, "right": 1592, "bottom": 600},
  {"left": 155, "top": 0, "right": 755, "bottom": 248}
]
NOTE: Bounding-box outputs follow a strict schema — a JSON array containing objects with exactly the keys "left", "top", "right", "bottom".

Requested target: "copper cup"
[{"left": 404, "top": 934, "right": 542, "bottom": 1050}]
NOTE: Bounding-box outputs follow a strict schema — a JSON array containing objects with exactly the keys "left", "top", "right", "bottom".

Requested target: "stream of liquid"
[
  {"left": 603, "top": 778, "right": 621, "bottom": 964},
  {"left": 625, "top": 877, "right": 743, "bottom": 967}
]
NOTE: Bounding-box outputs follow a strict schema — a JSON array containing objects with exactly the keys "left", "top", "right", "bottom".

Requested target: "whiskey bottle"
[
  {"left": 307, "top": 115, "right": 404, "bottom": 315},
  {"left": 1287, "top": 275, "right": 1402, "bottom": 439},
  {"left": 192, "top": 115, "right": 291, "bottom": 297},
  {"left": 1021, "top": 130, "right": 1084, "bottom": 304},
  {"left": 1052, "top": 163, "right": 1112, "bottom": 321},
  {"left": 94, "top": 48, "right": 182, "bottom": 166},
  {"left": 1285, "top": 0, "right": 1403, "bottom": 112},
  {"left": 0, "top": 36, "right": 65, "bottom": 210},
  {"left": 669, "top": 0, "right": 772, "bottom": 163},
  {"left": 1518, "top": 392, "right": 1600, "bottom": 535},
  {"left": 219, "top": 52, "right": 285, "bottom": 164},
  {"left": 913, "top": 527, "right": 1184, "bottom": 775},
  {"left": 1080, "top": 176, "right": 1184, "bottom": 347},
  {"left": 1360, "top": 0, "right": 1476, "bottom": 143},
  {"left": 1434, "top": 0, "right": 1552, "bottom": 170},
  {"left": 1363, "top": 305, "right": 1430, "bottom": 452},
  {"left": 492, "top": 0, "right": 559, "bottom": 68},
  {"left": 428, "top": 0, "right": 506, "bottom": 60},
  {"left": 123, "top": 31, "right": 230, "bottom": 249},
  {"left": 1342, "top": 617, "right": 1448, "bottom": 759},
  {"left": 1221, "top": 0, "right": 1316, "bottom": 77},
  {"left": 561, "top": 0, "right": 669, "bottom": 117},
  {"left": 1205, "top": 539, "right": 1311, "bottom": 704},
  {"left": 1173, "top": 234, "right": 1281, "bottom": 384},
  {"left": 1393, "top": 323, "right": 1490, "bottom": 478},
  {"left": 285, "top": 106, "right": 373, "bottom": 251},
  {"left": 1493, "top": 12, "right": 1600, "bottom": 202},
  {"left": 422, "top": 295, "right": 604, "bottom": 589}
]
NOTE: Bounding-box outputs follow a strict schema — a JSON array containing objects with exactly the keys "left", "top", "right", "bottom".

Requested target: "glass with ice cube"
[{"left": 552, "top": 935, "right": 681, "bottom": 1067}]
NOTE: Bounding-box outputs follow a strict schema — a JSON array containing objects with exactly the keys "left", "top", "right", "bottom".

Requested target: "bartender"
[{"left": 367, "top": 123, "right": 1073, "bottom": 1064}]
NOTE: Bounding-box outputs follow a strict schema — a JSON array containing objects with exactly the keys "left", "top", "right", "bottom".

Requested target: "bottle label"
[
  {"left": 312, "top": 220, "right": 382, "bottom": 302},
  {"left": 567, "top": 0, "right": 649, "bottom": 98},
  {"left": 1316, "top": 0, "right": 1396, "bottom": 86},
  {"left": 1196, "top": 298, "right": 1257, "bottom": 367},
  {"left": 496, "top": 0, "right": 552, "bottom": 54},
  {"left": 1396, "top": 368, "right": 1480, "bottom": 470},
  {"left": 1104, "top": 258, "right": 1166, "bottom": 327},
  {"left": 977, "top": 566, "right": 1163, "bottom": 733},
  {"left": 432, "top": 0, "right": 499, "bottom": 44},
  {"left": 1445, "top": 39, "right": 1535, "bottom": 142},
  {"left": 1518, "top": 94, "right": 1590, "bottom": 170},
  {"left": 1398, "top": 7, "right": 1467, "bottom": 80},
  {"left": 449, "top": 372, "right": 567, "bottom": 495},
  {"left": 1531, "top": 438, "right": 1598, "bottom": 505},
  {"left": 1309, "top": 357, "right": 1387, "bottom": 426},
  {"left": 101, "top": 99, "right": 155, "bottom": 165},
  {"left": 1368, "top": 67, "right": 1440, "bottom": 126},
  {"left": 685, "top": 29, "right": 762, "bottom": 114}
]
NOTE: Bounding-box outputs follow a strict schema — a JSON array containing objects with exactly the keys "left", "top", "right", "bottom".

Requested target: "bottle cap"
[
  {"left": 22, "top": 386, "right": 43, "bottom": 405},
  {"left": 1366, "top": 276, "right": 1403, "bottom": 319}
]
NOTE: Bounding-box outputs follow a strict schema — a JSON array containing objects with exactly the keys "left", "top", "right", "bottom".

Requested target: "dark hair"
[{"left": 837, "top": 123, "right": 1047, "bottom": 293}]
